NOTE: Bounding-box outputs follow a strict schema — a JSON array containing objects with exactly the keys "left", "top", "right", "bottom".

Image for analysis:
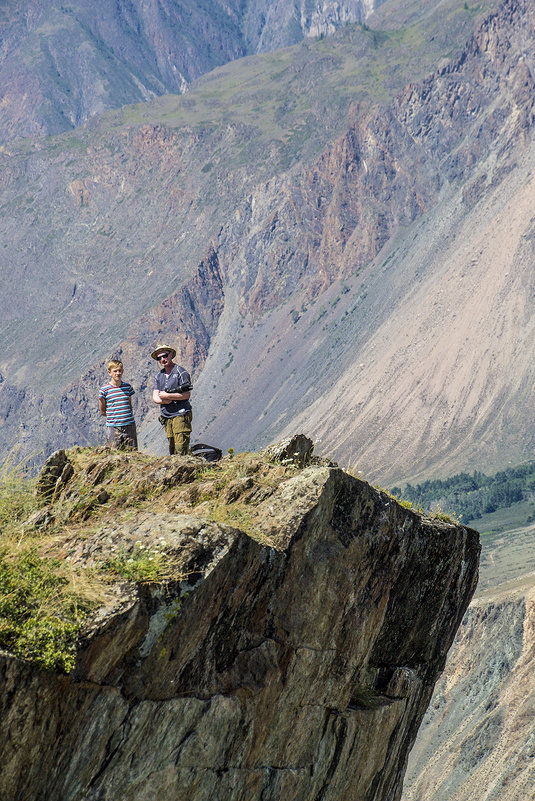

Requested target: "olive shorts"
[{"left": 165, "top": 410, "right": 192, "bottom": 456}]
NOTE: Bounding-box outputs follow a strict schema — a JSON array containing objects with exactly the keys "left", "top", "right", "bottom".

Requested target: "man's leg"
[
  {"left": 165, "top": 418, "right": 175, "bottom": 455},
  {"left": 171, "top": 411, "right": 192, "bottom": 455}
]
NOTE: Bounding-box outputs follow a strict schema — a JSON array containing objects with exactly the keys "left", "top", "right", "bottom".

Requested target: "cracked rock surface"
[{"left": 0, "top": 459, "right": 479, "bottom": 801}]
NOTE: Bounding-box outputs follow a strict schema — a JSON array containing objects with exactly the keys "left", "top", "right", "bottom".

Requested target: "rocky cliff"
[{"left": 0, "top": 441, "right": 479, "bottom": 801}]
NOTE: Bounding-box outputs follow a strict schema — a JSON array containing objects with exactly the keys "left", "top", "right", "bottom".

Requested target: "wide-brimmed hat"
[{"left": 151, "top": 345, "right": 176, "bottom": 360}]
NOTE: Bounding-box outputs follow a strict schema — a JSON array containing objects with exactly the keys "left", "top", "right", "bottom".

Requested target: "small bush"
[{"left": 0, "top": 549, "right": 91, "bottom": 672}]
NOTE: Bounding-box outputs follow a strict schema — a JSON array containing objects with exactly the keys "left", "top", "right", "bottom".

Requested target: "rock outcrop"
[{"left": 0, "top": 447, "right": 479, "bottom": 801}]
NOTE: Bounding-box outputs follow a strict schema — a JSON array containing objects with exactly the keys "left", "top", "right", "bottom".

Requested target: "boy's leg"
[
  {"left": 107, "top": 427, "right": 124, "bottom": 449},
  {"left": 108, "top": 425, "right": 138, "bottom": 449},
  {"left": 170, "top": 411, "right": 192, "bottom": 455},
  {"left": 121, "top": 423, "right": 138, "bottom": 450}
]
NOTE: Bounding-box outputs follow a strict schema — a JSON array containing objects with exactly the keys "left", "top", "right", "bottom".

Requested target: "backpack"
[{"left": 190, "top": 443, "right": 223, "bottom": 462}]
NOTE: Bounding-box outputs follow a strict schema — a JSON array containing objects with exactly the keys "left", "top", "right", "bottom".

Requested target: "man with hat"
[{"left": 151, "top": 345, "right": 193, "bottom": 456}]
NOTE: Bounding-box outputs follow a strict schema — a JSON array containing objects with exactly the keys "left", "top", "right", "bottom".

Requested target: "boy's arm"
[{"left": 99, "top": 397, "right": 106, "bottom": 417}]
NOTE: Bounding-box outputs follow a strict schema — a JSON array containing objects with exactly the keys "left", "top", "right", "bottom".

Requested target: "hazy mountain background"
[
  {"left": 403, "top": 519, "right": 535, "bottom": 800},
  {"left": 4, "top": 0, "right": 530, "bottom": 488},
  {"left": 0, "top": 0, "right": 385, "bottom": 142}
]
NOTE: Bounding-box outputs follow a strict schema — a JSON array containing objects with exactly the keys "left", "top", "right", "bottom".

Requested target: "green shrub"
[{"left": 0, "top": 549, "right": 90, "bottom": 672}]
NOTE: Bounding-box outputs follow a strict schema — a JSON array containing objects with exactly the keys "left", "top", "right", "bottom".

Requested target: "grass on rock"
[{"left": 0, "top": 446, "right": 305, "bottom": 671}]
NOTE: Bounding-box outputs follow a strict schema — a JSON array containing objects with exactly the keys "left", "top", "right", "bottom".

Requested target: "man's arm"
[
  {"left": 152, "top": 388, "right": 164, "bottom": 405},
  {"left": 157, "top": 390, "right": 191, "bottom": 402}
]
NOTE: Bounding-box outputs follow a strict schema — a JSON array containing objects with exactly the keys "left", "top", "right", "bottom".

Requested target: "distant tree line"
[{"left": 390, "top": 462, "right": 535, "bottom": 523}]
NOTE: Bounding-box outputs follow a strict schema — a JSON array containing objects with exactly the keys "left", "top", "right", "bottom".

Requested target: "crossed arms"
[{"left": 152, "top": 389, "right": 191, "bottom": 406}]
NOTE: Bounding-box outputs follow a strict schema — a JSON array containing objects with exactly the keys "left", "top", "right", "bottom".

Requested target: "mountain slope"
[
  {"left": 0, "top": 0, "right": 385, "bottom": 143},
  {"left": 0, "top": 0, "right": 501, "bottom": 477},
  {"left": 3, "top": 0, "right": 534, "bottom": 485},
  {"left": 403, "top": 521, "right": 535, "bottom": 800},
  {"left": 190, "top": 0, "right": 535, "bottom": 482}
]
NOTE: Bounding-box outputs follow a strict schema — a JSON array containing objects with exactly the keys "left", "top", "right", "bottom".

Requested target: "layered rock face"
[
  {"left": 244, "top": 0, "right": 382, "bottom": 51},
  {"left": 0, "top": 453, "right": 479, "bottom": 801}
]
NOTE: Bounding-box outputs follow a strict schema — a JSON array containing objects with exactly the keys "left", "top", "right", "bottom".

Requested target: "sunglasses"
[{"left": 157, "top": 353, "right": 170, "bottom": 361}]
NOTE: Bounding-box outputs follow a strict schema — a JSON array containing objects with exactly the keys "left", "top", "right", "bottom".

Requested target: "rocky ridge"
[{"left": 0, "top": 440, "right": 479, "bottom": 800}]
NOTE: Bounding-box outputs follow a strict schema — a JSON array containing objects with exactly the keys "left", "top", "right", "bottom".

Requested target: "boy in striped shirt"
[{"left": 99, "top": 359, "right": 138, "bottom": 449}]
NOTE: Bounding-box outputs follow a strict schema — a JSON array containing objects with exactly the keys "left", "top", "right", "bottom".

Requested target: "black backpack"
[{"left": 190, "top": 443, "right": 223, "bottom": 462}]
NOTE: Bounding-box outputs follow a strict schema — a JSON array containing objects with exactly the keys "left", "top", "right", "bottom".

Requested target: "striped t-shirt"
[{"left": 99, "top": 382, "right": 135, "bottom": 426}]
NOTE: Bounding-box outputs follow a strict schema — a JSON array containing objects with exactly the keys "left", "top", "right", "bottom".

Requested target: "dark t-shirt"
[{"left": 154, "top": 364, "right": 192, "bottom": 418}]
